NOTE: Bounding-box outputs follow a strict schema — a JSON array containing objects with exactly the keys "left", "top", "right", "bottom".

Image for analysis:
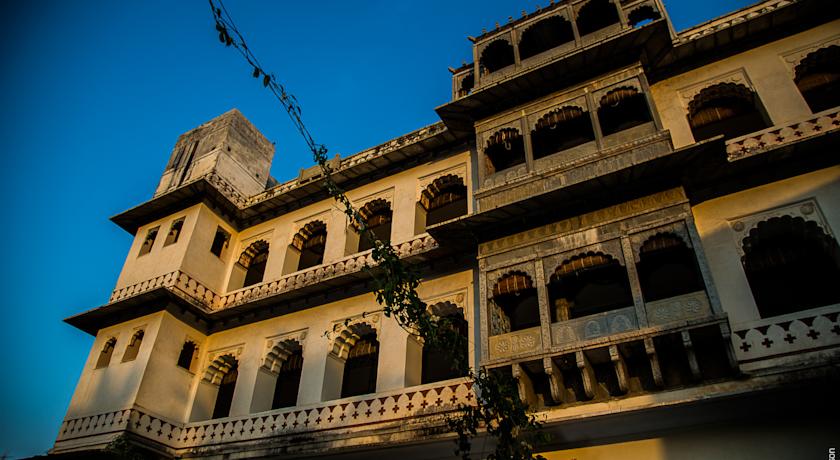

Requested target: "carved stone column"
[
  {"left": 621, "top": 235, "right": 648, "bottom": 328},
  {"left": 534, "top": 258, "right": 553, "bottom": 351}
]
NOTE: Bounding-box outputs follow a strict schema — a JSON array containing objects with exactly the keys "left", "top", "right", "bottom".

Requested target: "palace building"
[{"left": 52, "top": 0, "right": 839, "bottom": 458}]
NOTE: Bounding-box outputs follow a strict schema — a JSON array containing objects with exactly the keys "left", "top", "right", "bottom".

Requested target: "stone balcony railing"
[
  {"left": 244, "top": 123, "right": 448, "bottom": 207},
  {"left": 726, "top": 108, "right": 840, "bottom": 160},
  {"left": 53, "top": 378, "right": 474, "bottom": 454},
  {"left": 675, "top": 0, "right": 798, "bottom": 45},
  {"left": 489, "top": 291, "right": 716, "bottom": 363},
  {"left": 109, "top": 234, "right": 439, "bottom": 312},
  {"left": 731, "top": 303, "right": 840, "bottom": 365}
]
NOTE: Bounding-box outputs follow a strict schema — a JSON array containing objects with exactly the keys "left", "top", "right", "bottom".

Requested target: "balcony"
[
  {"left": 66, "top": 234, "right": 444, "bottom": 335},
  {"left": 731, "top": 303, "right": 840, "bottom": 371},
  {"left": 53, "top": 378, "right": 475, "bottom": 456}
]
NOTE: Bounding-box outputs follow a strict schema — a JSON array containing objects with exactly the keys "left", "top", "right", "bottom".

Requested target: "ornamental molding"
[
  {"left": 328, "top": 311, "right": 382, "bottom": 361},
  {"left": 527, "top": 94, "right": 590, "bottom": 127},
  {"left": 203, "top": 344, "right": 244, "bottom": 384},
  {"left": 351, "top": 188, "right": 395, "bottom": 217},
  {"left": 628, "top": 221, "right": 693, "bottom": 263},
  {"left": 487, "top": 262, "right": 537, "bottom": 297},
  {"left": 728, "top": 198, "right": 833, "bottom": 257},
  {"left": 677, "top": 68, "right": 754, "bottom": 109},
  {"left": 424, "top": 288, "right": 469, "bottom": 316},
  {"left": 416, "top": 164, "right": 468, "bottom": 201},
  {"left": 262, "top": 329, "right": 307, "bottom": 374},
  {"left": 542, "top": 239, "right": 626, "bottom": 280},
  {"left": 590, "top": 77, "right": 644, "bottom": 107},
  {"left": 779, "top": 34, "right": 840, "bottom": 79}
]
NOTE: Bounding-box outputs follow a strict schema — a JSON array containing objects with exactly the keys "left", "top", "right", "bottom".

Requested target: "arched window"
[
  {"left": 230, "top": 240, "right": 270, "bottom": 290},
  {"left": 637, "top": 233, "right": 704, "bottom": 302},
  {"left": 688, "top": 82, "right": 770, "bottom": 142},
  {"left": 548, "top": 252, "right": 633, "bottom": 321},
  {"left": 493, "top": 272, "right": 540, "bottom": 332},
  {"left": 418, "top": 175, "right": 468, "bottom": 231},
  {"left": 480, "top": 39, "right": 515, "bottom": 74},
  {"left": 356, "top": 199, "right": 393, "bottom": 252},
  {"left": 95, "top": 338, "right": 117, "bottom": 369},
  {"left": 138, "top": 226, "right": 159, "bottom": 256},
  {"left": 177, "top": 341, "right": 197, "bottom": 370},
  {"left": 597, "top": 86, "right": 653, "bottom": 136},
  {"left": 212, "top": 355, "right": 239, "bottom": 419},
  {"left": 121, "top": 330, "right": 144, "bottom": 362},
  {"left": 291, "top": 221, "right": 327, "bottom": 271},
  {"left": 272, "top": 348, "right": 304, "bottom": 409},
  {"left": 628, "top": 5, "right": 661, "bottom": 28},
  {"left": 741, "top": 215, "right": 840, "bottom": 318},
  {"left": 577, "top": 0, "right": 620, "bottom": 37},
  {"left": 794, "top": 45, "right": 840, "bottom": 114},
  {"left": 341, "top": 331, "right": 379, "bottom": 398},
  {"left": 458, "top": 73, "right": 474, "bottom": 98},
  {"left": 518, "top": 16, "right": 575, "bottom": 60},
  {"left": 484, "top": 128, "right": 526, "bottom": 175},
  {"left": 422, "top": 302, "right": 469, "bottom": 384},
  {"left": 164, "top": 217, "right": 185, "bottom": 246},
  {"left": 531, "top": 106, "right": 595, "bottom": 159}
]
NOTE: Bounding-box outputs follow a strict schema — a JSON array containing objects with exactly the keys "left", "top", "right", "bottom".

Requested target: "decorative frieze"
[
  {"left": 551, "top": 306, "right": 639, "bottom": 346},
  {"left": 479, "top": 188, "right": 687, "bottom": 258},
  {"left": 732, "top": 303, "right": 840, "bottom": 363},
  {"left": 727, "top": 198, "right": 833, "bottom": 257},
  {"left": 675, "top": 0, "right": 800, "bottom": 45},
  {"left": 645, "top": 291, "right": 712, "bottom": 326},
  {"left": 109, "top": 234, "right": 439, "bottom": 313},
  {"left": 54, "top": 378, "right": 476, "bottom": 453},
  {"left": 725, "top": 108, "right": 840, "bottom": 161},
  {"left": 489, "top": 326, "right": 543, "bottom": 360}
]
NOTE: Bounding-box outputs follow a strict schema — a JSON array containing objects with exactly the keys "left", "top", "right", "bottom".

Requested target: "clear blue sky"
[{"left": 0, "top": 0, "right": 753, "bottom": 457}]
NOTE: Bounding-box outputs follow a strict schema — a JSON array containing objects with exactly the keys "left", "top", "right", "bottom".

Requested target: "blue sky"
[{"left": 0, "top": 0, "right": 753, "bottom": 457}]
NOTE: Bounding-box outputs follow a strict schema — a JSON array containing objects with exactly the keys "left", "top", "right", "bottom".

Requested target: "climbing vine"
[{"left": 207, "top": 2, "right": 545, "bottom": 458}]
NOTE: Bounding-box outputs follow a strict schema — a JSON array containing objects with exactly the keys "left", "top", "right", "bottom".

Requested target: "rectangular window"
[
  {"left": 138, "top": 227, "right": 159, "bottom": 256},
  {"left": 210, "top": 227, "right": 230, "bottom": 257},
  {"left": 164, "top": 217, "right": 185, "bottom": 246}
]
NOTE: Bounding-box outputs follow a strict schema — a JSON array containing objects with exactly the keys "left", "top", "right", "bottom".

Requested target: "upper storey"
[
  {"left": 156, "top": 109, "right": 275, "bottom": 199},
  {"left": 452, "top": 0, "right": 668, "bottom": 100}
]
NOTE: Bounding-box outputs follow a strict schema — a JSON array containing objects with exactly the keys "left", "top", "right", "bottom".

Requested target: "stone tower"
[{"left": 155, "top": 109, "right": 275, "bottom": 199}]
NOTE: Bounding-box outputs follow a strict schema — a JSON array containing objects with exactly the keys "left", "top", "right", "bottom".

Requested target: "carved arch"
[
  {"left": 480, "top": 38, "right": 515, "bottom": 74},
  {"left": 203, "top": 353, "right": 239, "bottom": 385}
]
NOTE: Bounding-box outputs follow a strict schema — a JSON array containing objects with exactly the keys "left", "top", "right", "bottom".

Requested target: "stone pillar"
[
  {"left": 621, "top": 235, "right": 649, "bottom": 328},
  {"left": 376, "top": 315, "right": 410, "bottom": 392}
]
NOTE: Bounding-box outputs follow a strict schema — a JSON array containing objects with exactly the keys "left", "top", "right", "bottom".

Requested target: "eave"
[
  {"left": 435, "top": 20, "right": 671, "bottom": 134},
  {"left": 111, "top": 125, "right": 466, "bottom": 235},
  {"left": 428, "top": 126, "right": 840, "bottom": 246}
]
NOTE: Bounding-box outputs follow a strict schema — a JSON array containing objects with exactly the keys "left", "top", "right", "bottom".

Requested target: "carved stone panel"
[
  {"left": 645, "top": 291, "right": 712, "bottom": 326},
  {"left": 550, "top": 306, "right": 639, "bottom": 346},
  {"left": 488, "top": 326, "right": 543, "bottom": 360}
]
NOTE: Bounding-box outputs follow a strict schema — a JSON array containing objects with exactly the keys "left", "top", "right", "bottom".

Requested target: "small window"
[
  {"left": 272, "top": 349, "right": 304, "bottom": 409},
  {"left": 138, "top": 227, "right": 159, "bottom": 256},
  {"left": 484, "top": 128, "right": 526, "bottom": 175},
  {"left": 210, "top": 227, "right": 230, "bottom": 257},
  {"left": 122, "top": 330, "right": 144, "bottom": 362},
  {"left": 597, "top": 86, "right": 653, "bottom": 136},
  {"left": 177, "top": 341, "right": 197, "bottom": 370},
  {"left": 577, "top": 0, "right": 620, "bottom": 37},
  {"left": 548, "top": 252, "right": 633, "bottom": 321},
  {"left": 212, "top": 356, "right": 239, "bottom": 419},
  {"left": 95, "top": 338, "right": 117, "bottom": 369},
  {"left": 341, "top": 332, "right": 379, "bottom": 398},
  {"left": 492, "top": 271, "right": 540, "bottom": 333},
  {"left": 687, "top": 82, "right": 770, "bottom": 142},
  {"left": 480, "top": 39, "right": 515, "bottom": 75},
  {"left": 164, "top": 217, "right": 185, "bottom": 246},
  {"left": 794, "top": 45, "right": 840, "bottom": 114}
]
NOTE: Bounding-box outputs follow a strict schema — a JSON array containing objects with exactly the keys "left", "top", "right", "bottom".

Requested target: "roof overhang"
[
  {"left": 428, "top": 129, "right": 840, "bottom": 246},
  {"left": 435, "top": 20, "right": 671, "bottom": 134},
  {"left": 111, "top": 127, "right": 466, "bottom": 235}
]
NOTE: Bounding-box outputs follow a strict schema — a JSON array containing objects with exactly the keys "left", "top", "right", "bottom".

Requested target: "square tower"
[{"left": 155, "top": 109, "right": 275, "bottom": 199}]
